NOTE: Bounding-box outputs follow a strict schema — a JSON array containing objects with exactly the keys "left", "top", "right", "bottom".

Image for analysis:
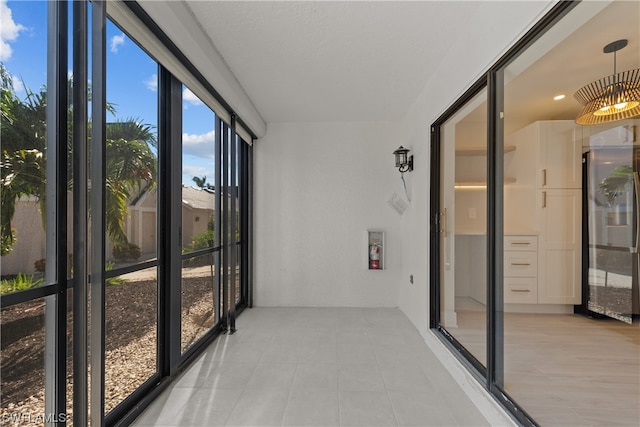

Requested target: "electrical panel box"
[{"left": 367, "top": 230, "right": 385, "bottom": 270}]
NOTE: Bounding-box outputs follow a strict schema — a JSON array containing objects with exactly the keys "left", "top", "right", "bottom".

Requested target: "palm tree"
[
  {"left": 104, "top": 122, "right": 157, "bottom": 245},
  {"left": 1, "top": 65, "right": 157, "bottom": 254},
  {"left": 1, "top": 67, "right": 46, "bottom": 254},
  {"left": 598, "top": 164, "right": 633, "bottom": 207},
  {"left": 192, "top": 175, "right": 207, "bottom": 189}
]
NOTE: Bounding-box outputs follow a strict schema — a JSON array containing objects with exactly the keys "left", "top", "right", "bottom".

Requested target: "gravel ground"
[{"left": 1, "top": 271, "right": 217, "bottom": 426}]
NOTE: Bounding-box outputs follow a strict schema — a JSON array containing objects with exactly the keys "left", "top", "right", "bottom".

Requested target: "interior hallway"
[{"left": 133, "top": 307, "right": 508, "bottom": 426}]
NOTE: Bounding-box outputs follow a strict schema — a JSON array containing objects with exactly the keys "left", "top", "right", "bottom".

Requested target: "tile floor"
[{"left": 133, "top": 307, "right": 497, "bottom": 426}]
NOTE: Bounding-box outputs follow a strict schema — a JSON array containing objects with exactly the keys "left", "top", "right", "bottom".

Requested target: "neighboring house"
[
  {"left": 128, "top": 186, "right": 217, "bottom": 251},
  {"left": 1, "top": 186, "right": 218, "bottom": 276},
  {"left": 179, "top": 186, "right": 216, "bottom": 247},
  {"left": 127, "top": 187, "right": 159, "bottom": 256}
]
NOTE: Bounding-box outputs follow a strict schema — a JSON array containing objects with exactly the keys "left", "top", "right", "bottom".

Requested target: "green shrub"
[
  {"left": 182, "top": 230, "right": 215, "bottom": 267},
  {"left": 105, "top": 261, "right": 127, "bottom": 286},
  {"left": 1, "top": 227, "right": 16, "bottom": 256},
  {"left": 0, "top": 273, "right": 44, "bottom": 295},
  {"left": 112, "top": 242, "right": 141, "bottom": 261},
  {"left": 183, "top": 230, "right": 215, "bottom": 254}
]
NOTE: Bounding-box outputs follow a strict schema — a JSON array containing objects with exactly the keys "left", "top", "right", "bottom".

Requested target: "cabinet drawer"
[
  {"left": 504, "top": 251, "right": 537, "bottom": 277},
  {"left": 505, "top": 235, "right": 538, "bottom": 251},
  {"left": 504, "top": 277, "right": 538, "bottom": 304}
]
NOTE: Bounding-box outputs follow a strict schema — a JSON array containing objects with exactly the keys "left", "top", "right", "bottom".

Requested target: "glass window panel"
[
  {"left": 235, "top": 243, "right": 241, "bottom": 306},
  {"left": 181, "top": 85, "right": 216, "bottom": 353},
  {"left": 439, "top": 88, "right": 488, "bottom": 366},
  {"left": 104, "top": 266, "right": 158, "bottom": 413},
  {"left": 1, "top": 299, "right": 46, "bottom": 424},
  {"left": 181, "top": 254, "right": 216, "bottom": 352},
  {"left": 1, "top": 1, "right": 48, "bottom": 295},
  {"left": 65, "top": 292, "right": 73, "bottom": 426},
  {"left": 104, "top": 20, "right": 159, "bottom": 414},
  {"left": 104, "top": 21, "right": 158, "bottom": 265},
  {"left": 500, "top": 1, "right": 640, "bottom": 425}
]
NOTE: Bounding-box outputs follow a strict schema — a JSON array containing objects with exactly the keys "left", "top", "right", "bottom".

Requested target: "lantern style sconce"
[{"left": 393, "top": 146, "right": 413, "bottom": 172}]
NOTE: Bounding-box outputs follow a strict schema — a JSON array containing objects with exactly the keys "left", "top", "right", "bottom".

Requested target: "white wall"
[
  {"left": 254, "top": 121, "right": 405, "bottom": 307},
  {"left": 397, "top": 1, "right": 555, "bottom": 335},
  {"left": 252, "top": 2, "right": 555, "bottom": 318}
]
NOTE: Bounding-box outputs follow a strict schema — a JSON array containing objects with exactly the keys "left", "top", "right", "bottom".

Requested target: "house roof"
[{"left": 181, "top": 186, "right": 215, "bottom": 210}]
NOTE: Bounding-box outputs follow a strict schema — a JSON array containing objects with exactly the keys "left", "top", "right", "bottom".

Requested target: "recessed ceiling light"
[{"left": 553, "top": 94, "right": 566, "bottom": 101}]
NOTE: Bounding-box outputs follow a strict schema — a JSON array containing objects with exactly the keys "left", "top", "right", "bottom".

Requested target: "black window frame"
[{"left": 0, "top": 1, "right": 255, "bottom": 425}]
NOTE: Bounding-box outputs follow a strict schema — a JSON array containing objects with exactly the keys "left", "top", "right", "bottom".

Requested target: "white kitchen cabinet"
[
  {"left": 504, "top": 250, "right": 538, "bottom": 277},
  {"left": 538, "top": 189, "right": 582, "bottom": 304},
  {"left": 504, "top": 277, "right": 538, "bottom": 304},
  {"left": 505, "top": 120, "right": 582, "bottom": 307},
  {"left": 504, "top": 235, "right": 538, "bottom": 304},
  {"left": 537, "top": 121, "right": 582, "bottom": 304},
  {"left": 538, "top": 121, "right": 582, "bottom": 189}
]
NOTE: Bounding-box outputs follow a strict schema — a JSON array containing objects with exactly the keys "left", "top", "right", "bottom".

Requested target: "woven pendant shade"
[
  {"left": 575, "top": 69, "right": 640, "bottom": 125},
  {"left": 574, "top": 40, "right": 640, "bottom": 125}
]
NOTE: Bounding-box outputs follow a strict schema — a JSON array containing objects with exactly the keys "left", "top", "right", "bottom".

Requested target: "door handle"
[
  {"left": 542, "top": 191, "right": 547, "bottom": 208},
  {"left": 542, "top": 169, "right": 547, "bottom": 186},
  {"left": 440, "top": 208, "right": 448, "bottom": 237},
  {"left": 632, "top": 172, "right": 640, "bottom": 254}
]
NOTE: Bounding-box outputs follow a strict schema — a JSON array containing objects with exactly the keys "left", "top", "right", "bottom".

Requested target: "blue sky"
[{"left": 1, "top": 0, "right": 215, "bottom": 186}]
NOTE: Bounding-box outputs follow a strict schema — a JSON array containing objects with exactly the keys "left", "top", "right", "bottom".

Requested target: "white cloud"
[
  {"left": 11, "top": 75, "right": 23, "bottom": 94},
  {"left": 183, "top": 130, "right": 215, "bottom": 158},
  {"left": 110, "top": 33, "right": 125, "bottom": 53},
  {"left": 183, "top": 164, "right": 209, "bottom": 179},
  {"left": 183, "top": 87, "right": 203, "bottom": 107},
  {"left": 0, "top": 0, "right": 26, "bottom": 60},
  {"left": 145, "top": 73, "right": 157, "bottom": 92}
]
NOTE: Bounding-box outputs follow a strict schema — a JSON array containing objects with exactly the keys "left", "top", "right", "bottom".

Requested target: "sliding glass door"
[
  {"left": 437, "top": 88, "right": 489, "bottom": 371},
  {"left": 432, "top": 2, "right": 640, "bottom": 426}
]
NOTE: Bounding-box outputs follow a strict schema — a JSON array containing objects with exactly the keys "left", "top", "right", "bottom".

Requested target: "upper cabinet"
[
  {"left": 505, "top": 120, "right": 582, "bottom": 233},
  {"left": 538, "top": 121, "right": 582, "bottom": 189}
]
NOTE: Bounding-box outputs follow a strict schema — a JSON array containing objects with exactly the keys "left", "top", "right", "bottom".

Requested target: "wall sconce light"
[{"left": 393, "top": 146, "right": 413, "bottom": 172}]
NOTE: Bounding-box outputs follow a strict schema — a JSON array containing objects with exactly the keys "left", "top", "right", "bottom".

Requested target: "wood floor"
[{"left": 453, "top": 298, "right": 639, "bottom": 427}]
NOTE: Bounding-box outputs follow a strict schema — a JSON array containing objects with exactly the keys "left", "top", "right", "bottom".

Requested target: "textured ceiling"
[
  {"left": 183, "top": 1, "right": 526, "bottom": 123},
  {"left": 140, "top": 1, "right": 638, "bottom": 128}
]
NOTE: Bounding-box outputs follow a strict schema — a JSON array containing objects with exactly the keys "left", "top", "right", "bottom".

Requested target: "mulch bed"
[{"left": 1, "top": 275, "right": 216, "bottom": 426}]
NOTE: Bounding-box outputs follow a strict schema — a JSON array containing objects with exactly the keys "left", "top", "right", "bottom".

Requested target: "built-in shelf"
[
  {"left": 455, "top": 177, "right": 516, "bottom": 188},
  {"left": 456, "top": 145, "right": 516, "bottom": 156}
]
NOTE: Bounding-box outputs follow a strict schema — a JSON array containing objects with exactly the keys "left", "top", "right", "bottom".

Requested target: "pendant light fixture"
[{"left": 574, "top": 39, "right": 640, "bottom": 125}]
